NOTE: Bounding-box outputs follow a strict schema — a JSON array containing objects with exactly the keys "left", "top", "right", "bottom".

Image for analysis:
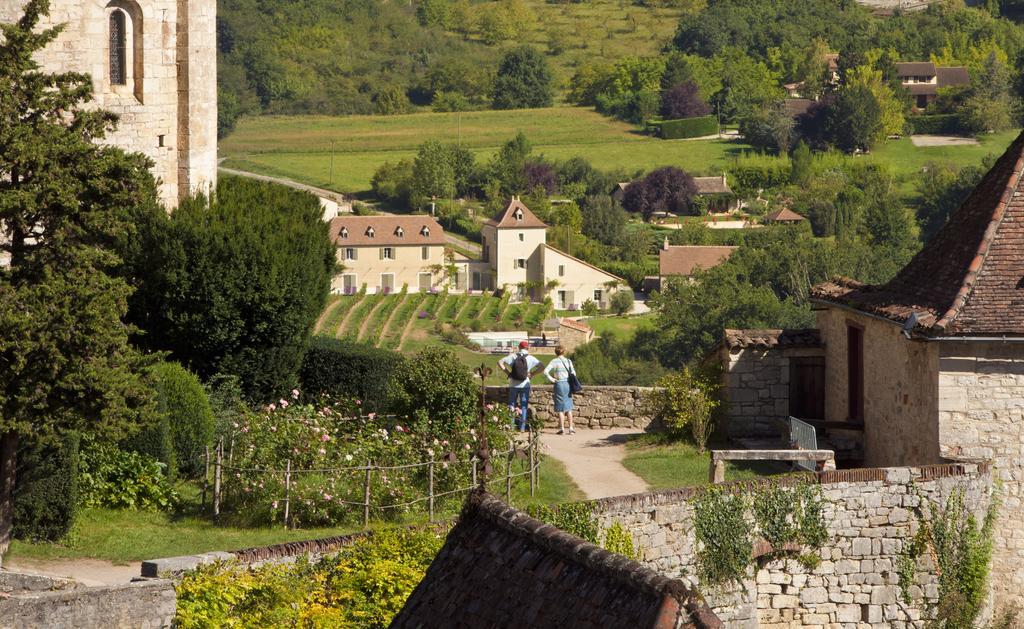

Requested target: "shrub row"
[
  {"left": 656, "top": 115, "right": 718, "bottom": 140},
  {"left": 299, "top": 336, "right": 408, "bottom": 413},
  {"left": 907, "top": 113, "right": 964, "bottom": 136}
]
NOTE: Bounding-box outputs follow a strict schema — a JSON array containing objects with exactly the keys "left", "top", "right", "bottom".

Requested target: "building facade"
[
  {"left": 328, "top": 215, "right": 447, "bottom": 294},
  {"left": 0, "top": 0, "right": 218, "bottom": 208}
]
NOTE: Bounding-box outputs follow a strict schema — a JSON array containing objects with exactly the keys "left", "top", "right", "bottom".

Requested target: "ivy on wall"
[
  {"left": 897, "top": 485, "right": 999, "bottom": 628},
  {"left": 528, "top": 503, "right": 639, "bottom": 561},
  {"left": 694, "top": 480, "right": 830, "bottom": 587}
]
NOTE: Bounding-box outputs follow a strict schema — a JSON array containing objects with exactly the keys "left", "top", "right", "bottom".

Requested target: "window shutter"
[
  {"left": 352, "top": 249, "right": 357, "bottom": 261},
  {"left": 380, "top": 248, "right": 384, "bottom": 260}
]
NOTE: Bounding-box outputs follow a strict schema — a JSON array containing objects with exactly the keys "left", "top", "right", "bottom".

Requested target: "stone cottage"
[{"left": 719, "top": 130, "right": 1024, "bottom": 608}]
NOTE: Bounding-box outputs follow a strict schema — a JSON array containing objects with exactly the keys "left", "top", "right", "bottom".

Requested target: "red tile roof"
[
  {"left": 659, "top": 246, "right": 737, "bottom": 277},
  {"left": 485, "top": 198, "right": 548, "bottom": 229},
  {"left": 812, "top": 130, "right": 1024, "bottom": 336},
  {"left": 559, "top": 318, "right": 592, "bottom": 333},
  {"left": 693, "top": 176, "right": 732, "bottom": 195},
  {"left": 392, "top": 490, "right": 721, "bottom": 629},
  {"left": 765, "top": 208, "right": 806, "bottom": 223},
  {"left": 329, "top": 215, "right": 446, "bottom": 247},
  {"left": 724, "top": 328, "right": 822, "bottom": 350}
]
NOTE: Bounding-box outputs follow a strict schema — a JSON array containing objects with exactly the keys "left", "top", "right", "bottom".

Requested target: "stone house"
[
  {"left": 558, "top": 317, "right": 593, "bottom": 352},
  {"left": 329, "top": 215, "right": 447, "bottom": 294},
  {"left": 895, "top": 61, "right": 969, "bottom": 110},
  {"left": 480, "top": 198, "right": 626, "bottom": 307},
  {"left": 0, "top": 0, "right": 218, "bottom": 208},
  {"left": 764, "top": 208, "right": 806, "bottom": 225},
  {"left": 719, "top": 131, "right": 1024, "bottom": 607},
  {"left": 645, "top": 241, "right": 736, "bottom": 292}
]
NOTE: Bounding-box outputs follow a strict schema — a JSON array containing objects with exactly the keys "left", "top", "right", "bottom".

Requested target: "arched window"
[{"left": 109, "top": 10, "right": 127, "bottom": 85}]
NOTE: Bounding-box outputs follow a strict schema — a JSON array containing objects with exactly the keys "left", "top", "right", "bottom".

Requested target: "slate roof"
[
  {"left": 896, "top": 61, "right": 936, "bottom": 77},
  {"left": 392, "top": 490, "right": 721, "bottom": 629},
  {"left": 723, "top": 328, "right": 822, "bottom": 350},
  {"left": 765, "top": 208, "right": 806, "bottom": 223},
  {"left": 659, "top": 245, "right": 737, "bottom": 277},
  {"left": 692, "top": 176, "right": 732, "bottom": 195},
  {"left": 329, "top": 215, "right": 446, "bottom": 247},
  {"left": 783, "top": 98, "right": 814, "bottom": 117},
  {"left": 811, "top": 130, "right": 1024, "bottom": 336},
  {"left": 485, "top": 198, "right": 548, "bottom": 229},
  {"left": 907, "top": 83, "right": 939, "bottom": 96},
  {"left": 936, "top": 66, "right": 970, "bottom": 87}
]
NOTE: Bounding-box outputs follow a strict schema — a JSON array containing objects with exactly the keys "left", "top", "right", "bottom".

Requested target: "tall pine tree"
[{"left": 0, "top": 0, "right": 158, "bottom": 562}]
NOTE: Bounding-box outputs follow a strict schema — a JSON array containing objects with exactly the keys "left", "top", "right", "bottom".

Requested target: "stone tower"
[{"left": 0, "top": 0, "right": 217, "bottom": 208}]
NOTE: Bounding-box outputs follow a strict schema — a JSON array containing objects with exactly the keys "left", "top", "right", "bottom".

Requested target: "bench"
[{"left": 708, "top": 449, "right": 836, "bottom": 484}]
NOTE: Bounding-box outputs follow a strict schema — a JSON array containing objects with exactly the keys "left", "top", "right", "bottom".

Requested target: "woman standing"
[{"left": 544, "top": 346, "right": 576, "bottom": 435}]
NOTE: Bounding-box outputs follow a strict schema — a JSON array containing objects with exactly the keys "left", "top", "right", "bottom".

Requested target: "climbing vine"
[
  {"left": 602, "top": 521, "right": 639, "bottom": 561},
  {"left": 694, "top": 480, "right": 830, "bottom": 587},
  {"left": 528, "top": 501, "right": 599, "bottom": 544},
  {"left": 897, "top": 485, "right": 999, "bottom": 628}
]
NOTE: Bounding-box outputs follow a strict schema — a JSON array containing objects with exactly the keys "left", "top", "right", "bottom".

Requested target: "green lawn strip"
[
  {"left": 9, "top": 456, "right": 582, "bottom": 563},
  {"left": 525, "top": 302, "right": 552, "bottom": 332},
  {"left": 492, "top": 293, "right": 514, "bottom": 328},
  {"left": 328, "top": 290, "right": 367, "bottom": 337},
  {"left": 313, "top": 295, "right": 341, "bottom": 334},
  {"left": 383, "top": 293, "right": 427, "bottom": 350},
  {"left": 356, "top": 294, "right": 398, "bottom": 344},
  {"left": 587, "top": 313, "right": 656, "bottom": 341},
  {"left": 368, "top": 291, "right": 408, "bottom": 347},
  {"left": 318, "top": 292, "right": 362, "bottom": 337},
  {"left": 439, "top": 293, "right": 468, "bottom": 321},
  {"left": 340, "top": 293, "right": 383, "bottom": 340},
  {"left": 482, "top": 293, "right": 506, "bottom": 324},
  {"left": 453, "top": 295, "right": 483, "bottom": 326},
  {"left": 620, "top": 434, "right": 783, "bottom": 491},
  {"left": 503, "top": 303, "right": 527, "bottom": 329}
]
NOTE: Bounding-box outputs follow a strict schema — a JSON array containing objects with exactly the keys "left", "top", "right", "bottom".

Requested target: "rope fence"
[{"left": 202, "top": 432, "right": 543, "bottom": 528}]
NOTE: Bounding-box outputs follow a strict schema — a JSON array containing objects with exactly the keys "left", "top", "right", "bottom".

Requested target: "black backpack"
[{"left": 510, "top": 354, "right": 530, "bottom": 380}]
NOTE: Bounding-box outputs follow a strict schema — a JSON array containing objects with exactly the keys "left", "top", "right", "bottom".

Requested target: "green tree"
[
  {"left": 0, "top": 0, "right": 158, "bottom": 562},
  {"left": 411, "top": 140, "right": 456, "bottom": 208},
  {"left": 712, "top": 47, "right": 783, "bottom": 122},
  {"left": 416, "top": 0, "right": 451, "bottom": 27},
  {"left": 824, "top": 83, "right": 883, "bottom": 152},
  {"left": 609, "top": 289, "right": 635, "bottom": 316},
  {"left": 960, "top": 52, "right": 1015, "bottom": 134},
  {"left": 581, "top": 195, "right": 627, "bottom": 245},
  {"left": 122, "top": 177, "right": 335, "bottom": 401},
  {"left": 492, "top": 46, "right": 553, "bottom": 109},
  {"left": 790, "top": 141, "right": 813, "bottom": 186}
]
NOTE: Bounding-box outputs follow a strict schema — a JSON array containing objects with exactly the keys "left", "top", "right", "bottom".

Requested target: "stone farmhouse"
[
  {"left": 717, "top": 130, "right": 1024, "bottom": 607},
  {"left": 644, "top": 241, "right": 737, "bottom": 292},
  {"left": 328, "top": 199, "right": 627, "bottom": 305},
  {"left": 0, "top": 0, "right": 218, "bottom": 209},
  {"left": 895, "top": 61, "right": 969, "bottom": 110},
  {"left": 329, "top": 215, "right": 447, "bottom": 295}
]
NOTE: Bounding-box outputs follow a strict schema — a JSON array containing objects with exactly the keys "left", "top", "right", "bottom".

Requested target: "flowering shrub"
[
  {"left": 222, "top": 392, "right": 520, "bottom": 527},
  {"left": 175, "top": 528, "right": 444, "bottom": 628}
]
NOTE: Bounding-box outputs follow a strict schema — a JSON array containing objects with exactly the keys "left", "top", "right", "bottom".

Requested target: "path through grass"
[{"left": 621, "top": 434, "right": 783, "bottom": 490}]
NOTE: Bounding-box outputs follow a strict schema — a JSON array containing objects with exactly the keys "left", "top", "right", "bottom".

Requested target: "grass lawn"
[
  {"left": 220, "top": 108, "right": 750, "bottom": 196},
  {"left": 585, "top": 313, "right": 655, "bottom": 341},
  {"left": 8, "top": 455, "right": 583, "bottom": 564},
  {"left": 621, "top": 434, "right": 783, "bottom": 491}
]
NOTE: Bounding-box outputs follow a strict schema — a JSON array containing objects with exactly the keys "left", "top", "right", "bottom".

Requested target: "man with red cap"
[{"left": 498, "top": 340, "right": 543, "bottom": 431}]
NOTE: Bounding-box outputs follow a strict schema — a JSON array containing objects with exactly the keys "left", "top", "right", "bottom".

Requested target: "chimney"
[{"left": 663, "top": 236, "right": 670, "bottom": 251}]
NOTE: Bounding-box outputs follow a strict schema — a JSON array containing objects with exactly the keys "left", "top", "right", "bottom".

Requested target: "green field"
[
  {"left": 220, "top": 107, "right": 749, "bottom": 195},
  {"left": 621, "top": 434, "right": 781, "bottom": 490}
]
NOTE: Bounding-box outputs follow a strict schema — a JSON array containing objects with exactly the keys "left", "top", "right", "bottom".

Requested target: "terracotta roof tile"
[
  {"left": 896, "top": 61, "right": 936, "bottom": 76},
  {"left": 485, "top": 198, "right": 548, "bottom": 229},
  {"left": 811, "top": 130, "right": 1024, "bottom": 336},
  {"left": 723, "top": 328, "right": 822, "bottom": 350},
  {"left": 765, "top": 208, "right": 806, "bottom": 223},
  {"left": 659, "top": 246, "right": 737, "bottom": 277},
  {"left": 692, "top": 176, "right": 732, "bottom": 195},
  {"left": 559, "top": 318, "right": 592, "bottom": 333},
  {"left": 329, "top": 215, "right": 446, "bottom": 247},
  {"left": 392, "top": 490, "right": 721, "bottom": 629}
]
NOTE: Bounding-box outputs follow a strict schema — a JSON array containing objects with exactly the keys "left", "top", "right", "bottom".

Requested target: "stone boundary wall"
[
  {"left": 590, "top": 462, "right": 994, "bottom": 628},
  {"left": 0, "top": 577, "right": 175, "bottom": 629},
  {"left": 484, "top": 385, "right": 658, "bottom": 430}
]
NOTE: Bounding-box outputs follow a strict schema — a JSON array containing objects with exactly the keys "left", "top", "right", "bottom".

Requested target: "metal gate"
[{"left": 788, "top": 416, "right": 818, "bottom": 471}]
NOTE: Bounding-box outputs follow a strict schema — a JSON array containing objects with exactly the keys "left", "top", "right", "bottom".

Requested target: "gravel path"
[
  {"left": 541, "top": 427, "right": 649, "bottom": 499},
  {"left": 3, "top": 558, "right": 139, "bottom": 586}
]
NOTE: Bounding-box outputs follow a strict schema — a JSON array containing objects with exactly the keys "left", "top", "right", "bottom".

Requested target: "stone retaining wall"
[
  {"left": 590, "top": 462, "right": 994, "bottom": 628},
  {"left": 484, "top": 385, "right": 658, "bottom": 430},
  {"left": 0, "top": 577, "right": 175, "bottom": 629}
]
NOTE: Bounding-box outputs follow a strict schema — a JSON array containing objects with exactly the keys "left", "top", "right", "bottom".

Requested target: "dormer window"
[
  {"left": 340, "top": 227, "right": 349, "bottom": 239},
  {"left": 366, "top": 227, "right": 375, "bottom": 238},
  {"left": 395, "top": 227, "right": 405, "bottom": 238},
  {"left": 421, "top": 226, "right": 430, "bottom": 237},
  {"left": 513, "top": 209, "right": 524, "bottom": 221}
]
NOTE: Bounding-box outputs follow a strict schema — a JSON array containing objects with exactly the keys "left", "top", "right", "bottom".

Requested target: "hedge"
[
  {"left": 150, "top": 361, "right": 215, "bottom": 479},
  {"left": 13, "top": 432, "right": 80, "bottom": 542},
  {"left": 299, "top": 337, "right": 408, "bottom": 412},
  {"left": 908, "top": 114, "right": 963, "bottom": 136},
  {"left": 657, "top": 115, "right": 718, "bottom": 140}
]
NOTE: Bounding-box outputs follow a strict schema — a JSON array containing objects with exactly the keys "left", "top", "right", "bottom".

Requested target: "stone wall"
[
  {"left": 817, "top": 308, "right": 941, "bottom": 467},
  {"left": 485, "top": 385, "right": 657, "bottom": 429},
  {"left": 0, "top": 577, "right": 175, "bottom": 629},
  {"left": 937, "top": 341, "right": 1024, "bottom": 610},
  {"left": 590, "top": 463, "right": 993, "bottom": 628},
  {"left": 0, "top": 0, "right": 217, "bottom": 207}
]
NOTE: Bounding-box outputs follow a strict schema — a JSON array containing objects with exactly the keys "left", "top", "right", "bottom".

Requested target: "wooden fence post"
[
  {"left": 472, "top": 458, "right": 478, "bottom": 488},
  {"left": 533, "top": 434, "right": 541, "bottom": 492},
  {"left": 505, "top": 450, "right": 513, "bottom": 504},
  {"left": 213, "top": 439, "right": 222, "bottom": 519},
  {"left": 363, "top": 463, "right": 372, "bottom": 528},
  {"left": 529, "top": 439, "right": 536, "bottom": 497},
  {"left": 428, "top": 459, "right": 435, "bottom": 522},
  {"left": 283, "top": 459, "right": 291, "bottom": 529},
  {"left": 202, "top": 445, "right": 210, "bottom": 508}
]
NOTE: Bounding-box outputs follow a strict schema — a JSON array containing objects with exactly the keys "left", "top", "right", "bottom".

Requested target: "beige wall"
[
  {"left": 332, "top": 243, "right": 443, "bottom": 294},
  {"left": 542, "top": 247, "right": 623, "bottom": 309},
  {"left": 0, "top": 0, "right": 217, "bottom": 208},
  {"left": 937, "top": 341, "right": 1024, "bottom": 607},
  {"left": 491, "top": 227, "right": 546, "bottom": 290},
  {"left": 817, "top": 307, "right": 940, "bottom": 467}
]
